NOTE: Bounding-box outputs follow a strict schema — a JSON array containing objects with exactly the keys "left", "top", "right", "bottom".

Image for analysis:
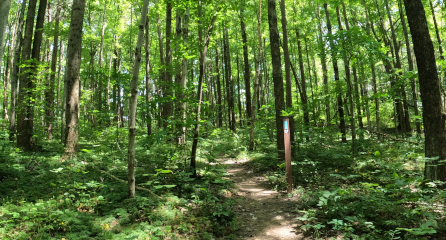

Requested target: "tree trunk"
[
  {"left": 180, "top": 7, "right": 189, "bottom": 142},
  {"left": 249, "top": 0, "right": 263, "bottom": 151},
  {"left": 268, "top": 0, "right": 286, "bottom": 161},
  {"left": 296, "top": 29, "right": 310, "bottom": 142},
  {"left": 0, "top": 0, "right": 12, "bottom": 68},
  {"left": 190, "top": 1, "right": 222, "bottom": 178},
  {"left": 64, "top": 0, "right": 86, "bottom": 154},
  {"left": 128, "top": 0, "right": 149, "bottom": 199},
  {"left": 8, "top": 0, "right": 26, "bottom": 141},
  {"left": 362, "top": 0, "right": 380, "bottom": 137},
  {"left": 223, "top": 21, "right": 235, "bottom": 132},
  {"left": 338, "top": 4, "right": 355, "bottom": 153},
  {"left": 145, "top": 6, "right": 152, "bottom": 136},
  {"left": 399, "top": 0, "right": 420, "bottom": 134},
  {"left": 240, "top": 8, "right": 251, "bottom": 123},
  {"left": 236, "top": 54, "right": 242, "bottom": 127},
  {"left": 316, "top": 3, "right": 330, "bottom": 123},
  {"left": 46, "top": 2, "right": 61, "bottom": 141},
  {"left": 216, "top": 48, "right": 223, "bottom": 128},
  {"left": 280, "top": 0, "right": 295, "bottom": 142},
  {"left": 97, "top": 0, "right": 107, "bottom": 124},
  {"left": 324, "top": 3, "right": 346, "bottom": 143},
  {"left": 384, "top": 0, "right": 408, "bottom": 133},
  {"left": 16, "top": 0, "right": 38, "bottom": 150},
  {"left": 162, "top": 1, "right": 173, "bottom": 128},
  {"left": 403, "top": 0, "right": 446, "bottom": 180}
]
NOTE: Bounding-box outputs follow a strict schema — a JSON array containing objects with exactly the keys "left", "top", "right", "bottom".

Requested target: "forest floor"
[{"left": 218, "top": 156, "right": 304, "bottom": 240}]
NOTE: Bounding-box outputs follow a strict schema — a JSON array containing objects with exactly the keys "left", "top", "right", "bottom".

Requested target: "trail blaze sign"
[{"left": 283, "top": 118, "right": 293, "bottom": 193}]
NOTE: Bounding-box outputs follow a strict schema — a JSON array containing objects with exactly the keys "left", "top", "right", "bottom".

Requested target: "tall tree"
[
  {"left": 16, "top": 0, "right": 38, "bottom": 150},
  {"left": 46, "top": 1, "right": 62, "bottom": 141},
  {"left": 240, "top": 7, "right": 251, "bottom": 123},
  {"left": 0, "top": 0, "right": 12, "bottom": 68},
  {"left": 403, "top": 0, "right": 446, "bottom": 180},
  {"left": 64, "top": 0, "right": 86, "bottom": 154},
  {"left": 9, "top": 0, "right": 27, "bottom": 141},
  {"left": 267, "top": 0, "right": 286, "bottom": 160},
  {"left": 190, "top": 1, "right": 222, "bottom": 178},
  {"left": 316, "top": 2, "right": 330, "bottom": 123},
  {"left": 399, "top": 0, "right": 420, "bottom": 134},
  {"left": 128, "top": 0, "right": 149, "bottom": 199},
  {"left": 280, "top": 0, "right": 295, "bottom": 142},
  {"left": 324, "top": 3, "right": 346, "bottom": 143},
  {"left": 249, "top": 0, "right": 263, "bottom": 151},
  {"left": 162, "top": 1, "right": 173, "bottom": 128}
]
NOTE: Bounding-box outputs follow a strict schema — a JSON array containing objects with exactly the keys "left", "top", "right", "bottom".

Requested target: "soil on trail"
[{"left": 220, "top": 157, "right": 303, "bottom": 240}]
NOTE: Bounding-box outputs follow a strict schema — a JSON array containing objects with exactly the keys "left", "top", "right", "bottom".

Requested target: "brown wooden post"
[{"left": 283, "top": 117, "right": 293, "bottom": 193}]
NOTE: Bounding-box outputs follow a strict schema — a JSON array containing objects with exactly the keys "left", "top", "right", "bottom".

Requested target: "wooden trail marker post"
[{"left": 283, "top": 118, "right": 293, "bottom": 193}]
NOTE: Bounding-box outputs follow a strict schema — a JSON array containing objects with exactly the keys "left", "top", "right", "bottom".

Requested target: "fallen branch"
[
  {"left": 370, "top": 130, "right": 419, "bottom": 145},
  {"left": 99, "top": 170, "right": 160, "bottom": 198}
]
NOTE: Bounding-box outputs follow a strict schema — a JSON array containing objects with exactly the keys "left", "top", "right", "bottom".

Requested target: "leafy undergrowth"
[
  {"left": 258, "top": 126, "right": 446, "bottom": 239},
  {"left": 0, "top": 127, "right": 242, "bottom": 239}
]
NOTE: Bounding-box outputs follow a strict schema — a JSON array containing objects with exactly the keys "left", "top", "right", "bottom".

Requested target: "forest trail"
[{"left": 219, "top": 157, "right": 304, "bottom": 239}]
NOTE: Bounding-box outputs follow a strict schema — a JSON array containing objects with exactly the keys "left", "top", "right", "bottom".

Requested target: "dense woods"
[{"left": 2, "top": 0, "right": 446, "bottom": 239}]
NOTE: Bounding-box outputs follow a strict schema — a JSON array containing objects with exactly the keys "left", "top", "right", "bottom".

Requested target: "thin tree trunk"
[
  {"left": 64, "top": 0, "right": 86, "bottom": 154},
  {"left": 362, "top": 0, "right": 380, "bottom": 138},
  {"left": 216, "top": 48, "right": 222, "bottom": 128},
  {"left": 339, "top": 4, "right": 355, "bottom": 153},
  {"left": 191, "top": 1, "right": 222, "bottom": 178},
  {"left": 249, "top": 0, "right": 262, "bottom": 151},
  {"left": 180, "top": 7, "right": 189, "bottom": 143},
  {"left": 240, "top": 7, "right": 251, "bottom": 123},
  {"left": 384, "top": 0, "right": 408, "bottom": 133},
  {"left": 223, "top": 21, "right": 235, "bottom": 132},
  {"left": 128, "top": 0, "right": 149, "bottom": 198},
  {"left": 8, "top": 0, "right": 25, "bottom": 141},
  {"left": 316, "top": 3, "right": 329, "bottom": 123},
  {"left": 280, "top": 0, "right": 295, "bottom": 142},
  {"left": 0, "top": 0, "right": 12, "bottom": 68},
  {"left": 399, "top": 0, "right": 420, "bottom": 134},
  {"left": 324, "top": 3, "right": 346, "bottom": 143},
  {"left": 145, "top": 6, "right": 152, "bottom": 136},
  {"left": 162, "top": 1, "right": 173, "bottom": 128},
  {"left": 296, "top": 29, "right": 310, "bottom": 142},
  {"left": 236, "top": 54, "right": 242, "bottom": 127},
  {"left": 46, "top": 2, "right": 61, "bottom": 141},
  {"left": 97, "top": 0, "right": 107, "bottom": 124}
]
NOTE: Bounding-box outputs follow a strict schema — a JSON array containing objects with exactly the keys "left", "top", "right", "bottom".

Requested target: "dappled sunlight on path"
[{"left": 218, "top": 157, "right": 304, "bottom": 239}]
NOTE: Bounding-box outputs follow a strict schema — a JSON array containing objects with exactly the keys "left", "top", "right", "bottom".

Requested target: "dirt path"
[{"left": 220, "top": 158, "right": 303, "bottom": 239}]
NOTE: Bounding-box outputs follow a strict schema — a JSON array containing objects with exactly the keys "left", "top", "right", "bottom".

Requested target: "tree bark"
[
  {"left": 16, "top": 0, "right": 38, "bottom": 150},
  {"left": 223, "top": 20, "right": 235, "bottom": 132},
  {"left": 128, "top": 0, "right": 149, "bottom": 198},
  {"left": 8, "top": 0, "right": 26, "bottom": 142},
  {"left": 216, "top": 48, "right": 223, "bottom": 128},
  {"left": 268, "top": 0, "right": 286, "bottom": 161},
  {"left": 145, "top": 6, "right": 152, "bottom": 136},
  {"left": 399, "top": 0, "right": 420, "bottom": 134},
  {"left": 249, "top": 0, "right": 263, "bottom": 151},
  {"left": 161, "top": 1, "right": 173, "bottom": 128},
  {"left": 46, "top": 2, "right": 61, "bottom": 141},
  {"left": 64, "top": 0, "right": 86, "bottom": 154},
  {"left": 338, "top": 4, "right": 355, "bottom": 153},
  {"left": 403, "top": 0, "right": 446, "bottom": 181},
  {"left": 316, "top": 2, "right": 330, "bottom": 123},
  {"left": 280, "top": 0, "right": 295, "bottom": 142},
  {"left": 0, "top": 0, "right": 12, "bottom": 69},
  {"left": 190, "top": 1, "right": 222, "bottom": 177},
  {"left": 240, "top": 7, "right": 251, "bottom": 123}
]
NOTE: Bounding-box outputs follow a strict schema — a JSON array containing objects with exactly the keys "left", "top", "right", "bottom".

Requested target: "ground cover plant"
[{"left": 2, "top": 0, "right": 446, "bottom": 239}]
